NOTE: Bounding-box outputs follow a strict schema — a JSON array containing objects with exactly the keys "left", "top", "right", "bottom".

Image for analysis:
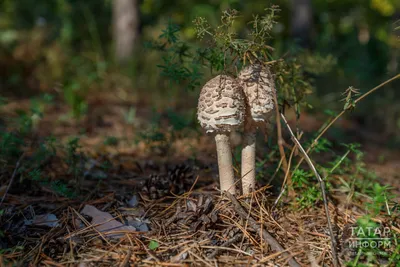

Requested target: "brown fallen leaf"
[{"left": 81, "top": 204, "right": 136, "bottom": 239}]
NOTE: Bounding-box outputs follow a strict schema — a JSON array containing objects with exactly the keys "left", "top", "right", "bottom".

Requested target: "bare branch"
[{"left": 279, "top": 113, "right": 339, "bottom": 267}]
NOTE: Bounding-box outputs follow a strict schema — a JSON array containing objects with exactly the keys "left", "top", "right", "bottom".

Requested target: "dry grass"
[{"left": 1, "top": 175, "right": 398, "bottom": 266}]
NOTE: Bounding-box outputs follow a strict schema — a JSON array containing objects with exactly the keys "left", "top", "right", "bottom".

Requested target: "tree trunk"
[
  {"left": 290, "top": 0, "right": 313, "bottom": 48},
  {"left": 113, "top": 0, "right": 139, "bottom": 63}
]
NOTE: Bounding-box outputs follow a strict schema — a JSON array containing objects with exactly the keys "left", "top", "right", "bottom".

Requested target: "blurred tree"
[
  {"left": 290, "top": 0, "right": 313, "bottom": 48},
  {"left": 113, "top": 0, "right": 139, "bottom": 63}
]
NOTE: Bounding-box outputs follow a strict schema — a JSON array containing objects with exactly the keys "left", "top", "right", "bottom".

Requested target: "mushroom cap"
[
  {"left": 238, "top": 64, "right": 276, "bottom": 123},
  {"left": 197, "top": 75, "right": 245, "bottom": 134}
]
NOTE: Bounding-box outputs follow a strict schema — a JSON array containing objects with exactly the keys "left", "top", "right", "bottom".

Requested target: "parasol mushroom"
[
  {"left": 197, "top": 75, "right": 245, "bottom": 195},
  {"left": 238, "top": 64, "right": 276, "bottom": 194}
]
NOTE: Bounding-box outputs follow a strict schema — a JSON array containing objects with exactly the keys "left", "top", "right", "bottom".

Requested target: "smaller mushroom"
[
  {"left": 197, "top": 75, "right": 245, "bottom": 195},
  {"left": 238, "top": 64, "right": 276, "bottom": 194}
]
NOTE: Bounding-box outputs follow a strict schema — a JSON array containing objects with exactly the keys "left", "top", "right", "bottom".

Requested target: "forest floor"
[{"left": 0, "top": 93, "right": 399, "bottom": 266}]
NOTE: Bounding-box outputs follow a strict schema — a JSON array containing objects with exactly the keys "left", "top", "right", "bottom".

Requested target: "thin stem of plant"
[
  {"left": 0, "top": 153, "right": 25, "bottom": 208},
  {"left": 273, "top": 144, "right": 296, "bottom": 207},
  {"left": 280, "top": 113, "right": 339, "bottom": 267},
  {"left": 273, "top": 84, "right": 289, "bottom": 174},
  {"left": 292, "top": 73, "right": 400, "bottom": 174}
]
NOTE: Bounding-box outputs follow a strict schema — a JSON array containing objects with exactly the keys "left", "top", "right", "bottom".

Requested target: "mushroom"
[
  {"left": 238, "top": 64, "right": 276, "bottom": 194},
  {"left": 197, "top": 75, "right": 245, "bottom": 195}
]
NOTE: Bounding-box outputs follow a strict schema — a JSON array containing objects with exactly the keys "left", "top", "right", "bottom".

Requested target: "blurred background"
[{"left": 0, "top": 0, "right": 399, "bottom": 155}]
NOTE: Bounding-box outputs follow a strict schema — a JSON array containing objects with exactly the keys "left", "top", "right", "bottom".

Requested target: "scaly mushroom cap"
[
  {"left": 197, "top": 75, "right": 245, "bottom": 134},
  {"left": 238, "top": 64, "right": 276, "bottom": 123}
]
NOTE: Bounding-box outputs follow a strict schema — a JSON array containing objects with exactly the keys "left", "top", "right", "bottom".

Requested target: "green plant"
[
  {"left": 145, "top": 19, "right": 202, "bottom": 91},
  {"left": 25, "top": 136, "right": 78, "bottom": 198},
  {"left": 194, "top": 7, "right": 280, "bottom": 64},
  {"left": 66, "top": 137, "right": 84, "bottom": 190},
  {"left": 274, "top": 58, "right": 314, "bottom": 118},
  {"left": 366, "top": 183, "right": 394, "bottom": 216},
  {"left": 28, "top": 169, "right": 41, "bottom": 181},
  {"left": 290, "top": 168, "right": 330, "bottom": 209},
  {"left": 63, "top": 82, "right": 88, "bottom": 120},
  {"left": 345, "top": 215, "right": 397, "bottom": 266},
  {"left": 166, "top": 109, "right": 192, "bottom": 131},
  {"left": 310, "top": 137, "right": 332, "bottom": 153},
  {"left": 9, "top": 94, "right": 54, "bottom": 135},
  {"left": 50, "top": 180, "right": 76, "bottom": 198},
  {"left": 0, "top": 245, "right": 24, "bottom": 255},
  {"left": 147, "top": 5, "right": 313, "bottom": 106},
  {"left": 123, "top": 106, "right": 136, "bottom": 125},
  {"left": 103, "top": 136, "right": 119, "bottom": 147},
  {"left": 0, "top": 132, "right": 24, "bottom": 161}
]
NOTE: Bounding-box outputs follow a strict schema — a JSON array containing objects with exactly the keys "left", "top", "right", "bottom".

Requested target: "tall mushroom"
[
  {"left": 197, "top": 75, "right": 245, "bottom": 195},
  {"left": 238, "top": 64, "right": 276, "bottom": 194}
]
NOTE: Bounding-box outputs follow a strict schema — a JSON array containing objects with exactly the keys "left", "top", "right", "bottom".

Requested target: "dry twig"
[
  {"left": 225, "top": 192, "right": 301, "bottom": 267},
  {"left": 292, "top": 73, "right": 400, "bottom": 174},
  {"left": 280, "top": 113, "right": 339, "bottom": 267},
  {"left": 207, "top": 233, "right": 243, "bottom": 259},
  {"left": 119, "top": 249, "right": 132, "bottom": 267},
  {"left": 0, "top": 153, "right": 25, "bottom": 208}
]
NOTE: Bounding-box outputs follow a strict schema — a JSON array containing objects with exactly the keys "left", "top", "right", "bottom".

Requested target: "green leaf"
[
  {"left": 148, "top": 240, "right": 159, "bottom": 250},
  {"left": 159, "top": 20, "right": 180, "bottom": 44}
]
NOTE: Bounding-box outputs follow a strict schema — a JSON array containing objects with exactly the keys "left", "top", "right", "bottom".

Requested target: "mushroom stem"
[
  {"left": 241, "top": 131, "right": 256, "bottom": 194},
  {"left": 215, "top": 133, "right": 236, "bottom": 195}
]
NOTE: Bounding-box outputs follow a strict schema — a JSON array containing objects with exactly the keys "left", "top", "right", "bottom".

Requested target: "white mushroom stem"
[
  {"left": 215, "top": 133, "right": 236, "bottom": 195},
  {"left": 241, "top": 131, "right": 256, "bottom": 194}
]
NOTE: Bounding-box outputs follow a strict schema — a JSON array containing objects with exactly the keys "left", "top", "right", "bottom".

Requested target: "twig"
[
  {"left": 280, "top": 113, "right": 339, "bottom": 267},
  {"left": 207, "top": 234, "right": 243, "bottom": 259},
  {"left": 354, "top": 74, "right": 399, "bottom": 104},
  {"left": 188, "top": 250, "right": 212, "bottom": 267},
  {"left": 292, "top": 73, "right": 400, "bottom": 174},
  {"left": 273, "top": 146, "right": 296, "bottom": 208},
  {"left": 272, "top": 84, "right": 289, "bottom": 175},
  {"left": 225, "top": 192, "right": 301, "bottom": 267},
  {"left": 164, "top": 205, "right": 181, "bottom": 227},
  {"left": 136, "top": 238, "right": 161, "bottom": 262},
  {"left": 119, "top": 249, "right": 132, "bottom": 267},
  {"left": 0, "top": 153, "right": 25, "bottom": 208}
]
